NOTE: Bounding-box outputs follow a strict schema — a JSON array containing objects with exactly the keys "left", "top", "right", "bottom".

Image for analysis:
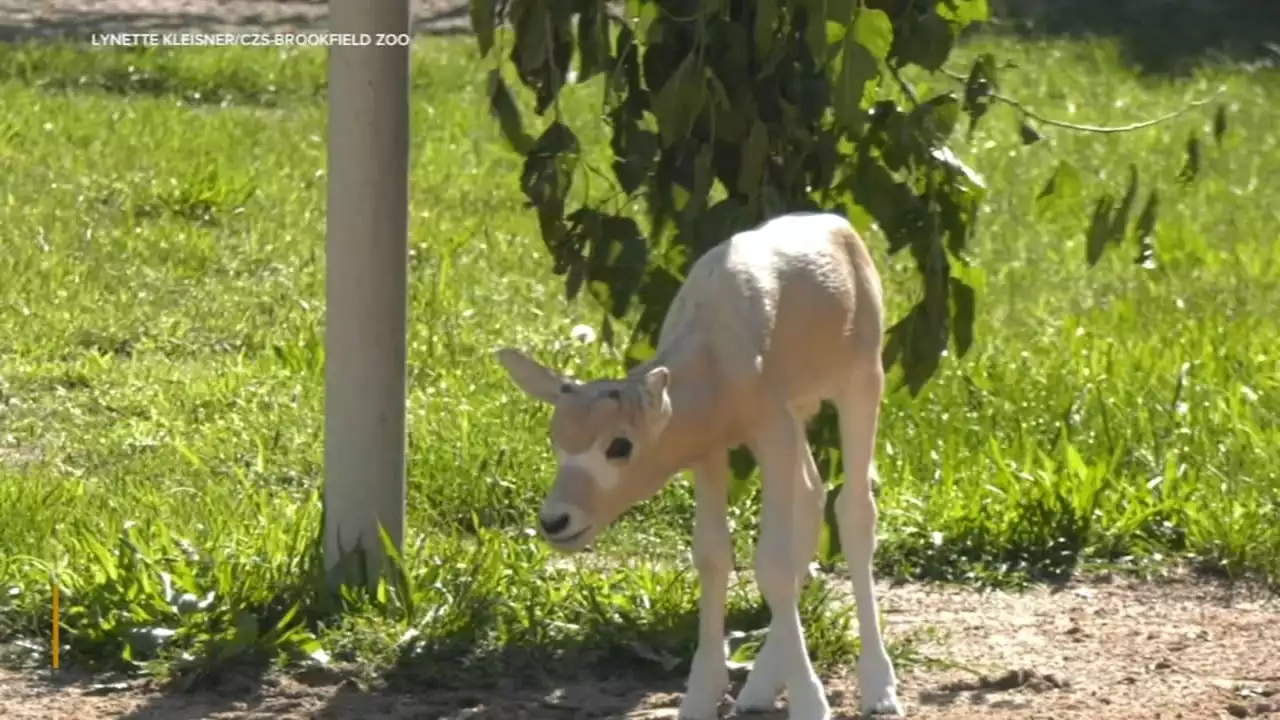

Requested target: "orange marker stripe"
[{"left": 51, "top": 581, "right": 60, "bottom": 670}]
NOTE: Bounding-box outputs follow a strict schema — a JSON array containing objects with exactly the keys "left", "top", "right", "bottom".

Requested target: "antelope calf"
[{"left": 496, "top": 212, "right": 903, "bottom": 718}]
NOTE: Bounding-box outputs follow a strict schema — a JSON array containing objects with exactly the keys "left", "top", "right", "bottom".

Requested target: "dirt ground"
[{"left": 2, "top": 572, "right": 1277, "bottom": 719}]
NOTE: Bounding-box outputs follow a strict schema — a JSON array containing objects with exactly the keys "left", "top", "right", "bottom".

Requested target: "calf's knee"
[
  {"left": 754, "top": 540, "right": 795, "bottom": 607},
  {"left": 694, "top": 529, "right": 732, "bottom": 577}
]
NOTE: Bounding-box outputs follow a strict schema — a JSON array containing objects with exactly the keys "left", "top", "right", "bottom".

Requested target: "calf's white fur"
[{"left": 496, "top": 212, "right": 903, "bottom": 718}]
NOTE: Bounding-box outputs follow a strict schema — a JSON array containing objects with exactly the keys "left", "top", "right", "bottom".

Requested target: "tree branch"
[{"left": 940, "top": 67, "right": 1221, "bottom": 134}]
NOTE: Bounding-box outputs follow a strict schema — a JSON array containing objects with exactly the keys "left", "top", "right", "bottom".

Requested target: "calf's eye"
[{"left": 604, "top": 437, "right": 633, "bottom": 460}]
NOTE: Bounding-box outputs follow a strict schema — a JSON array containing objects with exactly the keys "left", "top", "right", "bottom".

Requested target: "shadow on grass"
[
  {"left": 95, "top": 601, "right": 772, "bottom": 720},
  {"left": 115, "top": 659, "right": 278, "bottom": 720},
  {"left": 988, "top": 0, "right": 1280, "bottom": 75}
]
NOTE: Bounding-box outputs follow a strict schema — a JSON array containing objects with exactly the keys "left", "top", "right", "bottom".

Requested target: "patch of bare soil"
[
  {"left": 887, "top": 573, "right": 1278, "bottom": 719},
  {"left": 3, "top": 574, "right": 1276, "bottom": 720}
]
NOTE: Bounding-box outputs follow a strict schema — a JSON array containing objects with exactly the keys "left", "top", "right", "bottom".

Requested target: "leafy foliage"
[
  {"left": 476, "top": 0, "right": 1002, "bottom": 398},
  {"left": 471, "top": 0, "right": 1225, "bottom": 478}
]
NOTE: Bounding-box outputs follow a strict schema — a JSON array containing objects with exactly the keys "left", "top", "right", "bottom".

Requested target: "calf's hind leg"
[{"left": 834, "top": 365, "right": 902, "bottom": 716}]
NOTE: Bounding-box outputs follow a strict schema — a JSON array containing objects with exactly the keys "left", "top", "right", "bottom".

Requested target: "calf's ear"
[
  {"left": 495, "top": 348, "right": 566, "bottom": 404},
  {"left": 639, "top": 366, "right": 672, "bottom": 431}
]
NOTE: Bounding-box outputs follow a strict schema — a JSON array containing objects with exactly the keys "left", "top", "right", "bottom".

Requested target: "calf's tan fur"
[{"left": 496, "top": 212, "right": 903, "bottom": 719}]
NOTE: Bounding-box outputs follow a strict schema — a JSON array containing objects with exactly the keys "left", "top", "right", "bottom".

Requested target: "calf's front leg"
[
  {"left": 738, "top": 412, "right": 830, "bottom": 720},
  {"left": 735, "top": 419, "right": 825, "bottom": 712},
  {"left": 678, "top": 453, "right": 734, "bottom": 719}
]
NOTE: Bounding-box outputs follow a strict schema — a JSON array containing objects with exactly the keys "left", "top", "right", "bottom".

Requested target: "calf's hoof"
[
  {"left": 783, "top": 682, "right": 831, "bottom": 720},
  {"left": 858, "top": 655, "right": 904, "bottom": 716},
  {"left": 732, "top": 673, "right": 782, "bottom": 713},
  {"left": 679, "top": 659, "right": 730, "bottom": 719},
  {"left": 859, "top": 689, "right": 904, "bottom": 716}
]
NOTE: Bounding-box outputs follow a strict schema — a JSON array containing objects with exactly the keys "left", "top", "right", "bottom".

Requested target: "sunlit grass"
[{"left": 0, "top": 32, "right": 1275, "bottom": 682}]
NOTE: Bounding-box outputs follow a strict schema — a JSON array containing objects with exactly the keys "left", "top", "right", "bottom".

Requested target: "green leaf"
[
  {"left": 761, "top": 182, "right": 787, "bottom": 219},
  {"left": 932, "top": 149, "right": 984, "bottom": 259},
  {"left": 853, "top": 7, "right": 894, "bottom": 61},
  {"left": 938, "top": 0, "right": 990, "bottom": 29},
  {"left": 470, "top": 0, "right": 496, "bottom": 56},
  {"left": 523, "top": 122, "right": 579, "bottom": 185},
  {"left": 607, "top": 25, "right": 642, "bottom": 112},
  {"left": 487, "top": 70, "right": 534, "bottom": 155},
  {"left": 893, "top": 10, "right": 955, "bottom": 72},
  {"left": 576, "top": 0, "right": 610, "bottom": 82},
  {"left": 520, "top": 123, "right": 579, "bottom": 271},
  {"left": 908, "top": 93, "right": 961, "bottom": 148},
  {"left": 511, "top": 0, "right": 548, "bottom": 75},
  {"left": 601, "top": 216, "right": 649, "bottom": 316},
  {"left": 508, "top": 0, "right": 573, "bottom": 114},
  {"left": 808, "top": 129, "right": 839, "bottom": 191},
  {"left": 625, "top": 266, "right": 683, "bottom": 366},
  {"left": 706, "top": 72, "right": 746, "bottom": 142},
  {"left": 692, "top": 197, "right": 753, "bottom": 259},
  {"left": 688, "top": 143, "right": 715, "bottom": 220},
  {"left": 609, "top": 110, "right": 658, "bottom": 194},
  {"left": 832, "top": 9, "right": 892, "bottom": 136},
  {"left": 801, "top": 0, "right": 831, "bottom": 63},
  {"left": 651, "top": 53, "right": 706, "bottom": 147},
  {"left": 847, "top": 150, "right": 924, "bottom": 255},
  {"left": 738, "top": 120, "right": 768, "bottom": 201},
  {"left": 823, "top": 0, "right": 857, "bottom": 23},
  {"left": 883, "top": 302, "right": 948, "bottom": 397},
  {"left": 754, "top": 0, "right": 779, "bottom": 57},
  {"left": 699, "top": 0, "right": 727, "bottom": 18},
  {"left": 635, "top": 1, "right": 659, "bottom": 43},
  {"left": 1019, "top": 119, "right": 1043, "bottom": 145},
  {"left": 962, "top": 52, "right": 997, "bottom": 139},
  {"left": 576, "top": 207, "right": 647, "bottom": 319}
]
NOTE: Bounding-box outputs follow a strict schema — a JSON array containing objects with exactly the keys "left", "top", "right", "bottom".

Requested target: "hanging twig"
[{"left": 939, "top": 67, "right": 1221, "bottom": 134}]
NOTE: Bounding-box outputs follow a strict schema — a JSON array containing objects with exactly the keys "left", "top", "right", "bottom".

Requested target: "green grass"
[{"left": 0, "top": 31, "right": 1276, "bottom": 686}]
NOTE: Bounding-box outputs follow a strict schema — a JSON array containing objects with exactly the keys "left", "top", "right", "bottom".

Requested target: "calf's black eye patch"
[{"left": 605, "top": 437, "right": 633, "bottom": 460}]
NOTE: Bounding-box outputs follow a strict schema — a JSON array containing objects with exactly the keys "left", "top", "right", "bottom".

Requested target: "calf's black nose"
[{"left": 540, "top": 513, "right": 571, "bottom": 536}]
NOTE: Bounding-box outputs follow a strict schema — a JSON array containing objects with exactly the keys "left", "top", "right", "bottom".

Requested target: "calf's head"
[{"left": 495, "top": 348, "right": 673, "bottom": 553}]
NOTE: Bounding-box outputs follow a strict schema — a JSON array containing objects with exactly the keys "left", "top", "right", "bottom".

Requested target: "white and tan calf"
[{"left": 495, "top": 212, "right": 903, "bottom": 719}]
